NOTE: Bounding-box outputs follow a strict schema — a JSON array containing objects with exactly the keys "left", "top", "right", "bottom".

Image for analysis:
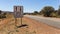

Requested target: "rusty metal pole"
[
  {"left": 15, "top": 18, "right": 17, "bottom": 26},
  {"left": 21, "top": 17, "right": 22, "bottom": 25}
]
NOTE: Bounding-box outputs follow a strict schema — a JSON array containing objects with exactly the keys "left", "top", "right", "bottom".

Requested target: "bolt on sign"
[{"left": 14, "top": 6, "right": 23, "bottom": 18}]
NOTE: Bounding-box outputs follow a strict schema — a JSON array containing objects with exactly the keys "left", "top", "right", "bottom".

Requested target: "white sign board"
[{"left": 14, "top": 6, "right": 23, "bottom": 18}]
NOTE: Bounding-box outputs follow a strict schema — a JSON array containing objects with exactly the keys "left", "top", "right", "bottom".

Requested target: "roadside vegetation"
[
  {"left": 25, "top": 6, "right": 60, "bottom": 18},
  {"left": 0, "top": 10, "right": 6, "bottom": 19}
]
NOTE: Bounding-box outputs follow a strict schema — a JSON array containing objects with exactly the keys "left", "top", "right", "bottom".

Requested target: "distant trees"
[
  {"left": 25, "top": 6, "right": 60, "bottom": 18},
  {"left": 3, "top": 12, "right": 7, "bottom": 16},
  {"left": 56, "top": 6, "right": 60, "bottom": 17},
  {"left": 57, "top": 6, "right": 60, "bottom": 15}
]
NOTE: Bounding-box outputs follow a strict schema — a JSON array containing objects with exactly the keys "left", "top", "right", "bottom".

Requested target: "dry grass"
[{"left": 0, "top": 16, "right": 60, "bottom": 34}]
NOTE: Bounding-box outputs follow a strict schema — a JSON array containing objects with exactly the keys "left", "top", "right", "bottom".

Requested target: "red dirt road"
[{"left": 24, "top": 17, "right": 60, "bottom": 34}]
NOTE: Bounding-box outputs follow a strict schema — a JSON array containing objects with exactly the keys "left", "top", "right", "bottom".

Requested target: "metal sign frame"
[{"left": 14, "top": 6, "right": 23, "bottom": 18}]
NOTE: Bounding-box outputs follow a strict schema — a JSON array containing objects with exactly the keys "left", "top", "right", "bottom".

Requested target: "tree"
[
  {"left": 0, "top": 10, "right": 2, "bottom": 14},
  {"left": 57, "top": 6, "right": 60, "bottom": 15},
  {"left": 40, "top": 6, "right": 55, "bottom": 17},
  {"left": 33, "top": 11, "right": 38, "bottom": 15}
]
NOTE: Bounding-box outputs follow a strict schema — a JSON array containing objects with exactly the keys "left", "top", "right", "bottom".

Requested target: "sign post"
[{"left": 13, "top": 6, "right": 23, "bottom": 27}]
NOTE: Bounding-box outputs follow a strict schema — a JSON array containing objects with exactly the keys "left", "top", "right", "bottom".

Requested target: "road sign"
[
  {"left": 13, "top": 6, "right": 24, "bottom": 27},
  {"left": 14, "top": 6, "right": 23, "bottom": 18}
]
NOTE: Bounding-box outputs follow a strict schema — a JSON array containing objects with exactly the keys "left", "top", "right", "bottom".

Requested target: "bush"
[
  {"left": 0, "top": 14, "right": 6, "bottom": 19},
  {"left": 50, "top": 12, "right": 57, "bottom": 17},
  {"left": 2, "top": 15, "right": 6, "bottom": 18}
]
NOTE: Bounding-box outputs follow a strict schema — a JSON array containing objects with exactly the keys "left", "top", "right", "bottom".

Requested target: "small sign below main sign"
[{"left": 13, "top": 6, "right": 23, "bottom": 18}]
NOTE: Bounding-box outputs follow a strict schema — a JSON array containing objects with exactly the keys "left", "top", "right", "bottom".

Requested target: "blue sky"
[{"left": 0, "top": 0, "right": 59, "bottom": 13}]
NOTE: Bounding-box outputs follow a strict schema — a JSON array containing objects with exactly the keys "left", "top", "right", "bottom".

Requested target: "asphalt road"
[{"left": 25, "top": 15, "right": 60, "bottom": 29}]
